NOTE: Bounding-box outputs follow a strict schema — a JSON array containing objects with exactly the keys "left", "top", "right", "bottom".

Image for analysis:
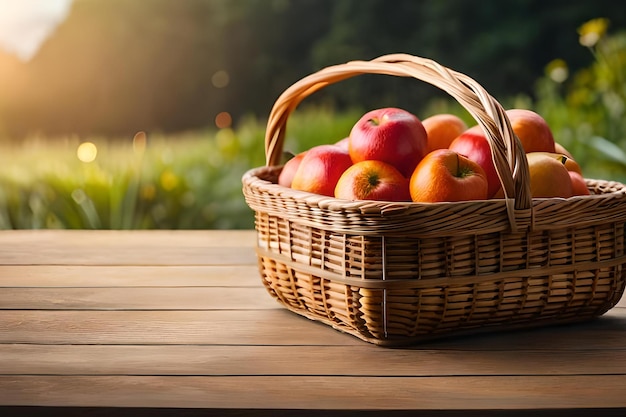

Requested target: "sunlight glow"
[{"left": 0, "top": 0, "right": 74, "bottom": 61}]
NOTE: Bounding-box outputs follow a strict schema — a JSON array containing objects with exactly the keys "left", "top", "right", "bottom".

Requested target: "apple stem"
[
  {"left": 455, "top": 153, "right": 474, "bottom": 178},
  {"left": 368, "top": 118, "right": 380, "bottom": 126}
]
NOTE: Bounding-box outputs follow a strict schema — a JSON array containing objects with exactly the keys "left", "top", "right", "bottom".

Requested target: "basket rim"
[{"left": 242, "top": 164, "right": 626, "bottom": 236}]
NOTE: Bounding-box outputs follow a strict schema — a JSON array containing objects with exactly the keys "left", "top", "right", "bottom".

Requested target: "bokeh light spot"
[
  {"left": 211, "top": 70, "right": 230, "bottom": 88},
  {"left": 215, "top": 111, "right": 232, "bottom": 129},
  {"left": 545, "top": 59, "right": 569, "bottom": 83},
  {"left": 133, "top": 131, "right": 147, "bottom": 154},
  {"left": 77, "top": 142, "right": 97, "bottom": 163}
]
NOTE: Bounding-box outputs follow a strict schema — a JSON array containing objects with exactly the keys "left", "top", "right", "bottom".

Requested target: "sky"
[{"left": 0, "top": 0, "right": 73, "bottom": 61}]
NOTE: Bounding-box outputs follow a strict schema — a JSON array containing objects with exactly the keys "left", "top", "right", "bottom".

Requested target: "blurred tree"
[
  {"left": 211, "top": 0, "right": 334, "bottom": 125},
  {"left": 309, "top": 0, "right": 626, "bottom": 113},
  {"left": 0, "top": 0, "right": 624, "bottom": 138}
]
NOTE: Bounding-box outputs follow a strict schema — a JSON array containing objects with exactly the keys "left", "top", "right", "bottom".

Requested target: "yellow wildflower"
[
  {"left": 578, "top": 18, "right": 609, "bottom": 48},
  {"left": 160, "top": 169, "right": 180, "bottom": 191}
]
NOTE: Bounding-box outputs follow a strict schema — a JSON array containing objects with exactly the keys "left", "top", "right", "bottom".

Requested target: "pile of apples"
[{"left": 278, "top": 107, "right": 589, "bottom": 202}]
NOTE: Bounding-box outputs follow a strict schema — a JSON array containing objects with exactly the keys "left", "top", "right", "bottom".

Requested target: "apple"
[
  {"left": 569, "top": 171, "right": 591, "bottom": 196},
  {"left": 506, "top": 109, "right": 556, "bottom": 153},
  {"left": 278, "top": 152, "right": 306, "bottom": 187},
  {"left": 409, "top": 149, "right": 488, "bottom": 203},
  {"left": 448, "top": 125, "right": 500, "bottom": 198},
  {"left": 528, "top": 151, "right": 588, "bottom": 196},
  {"left": 349, "top": 107, "right": 428, "bottom": 177},
  {"left": 555, "top": 142, "right": 575, "bottom": 159},
  {"left": 334, "top": 137, "right": 350, "bottom": 150},
  {"left": 290, "top": 144, "right": 353, "bottom": 196},
  {"left": 334, "top": 160, "right": 411, "bottom": 202},
  {"left": 422, "top": 113, "right": 468, "bottom": 152},
  {"left": 531, "top": 152, "right": 583, "bottom": 175},
  {"left": 526, "top": 152, "right": 573, "bottom": 198}
]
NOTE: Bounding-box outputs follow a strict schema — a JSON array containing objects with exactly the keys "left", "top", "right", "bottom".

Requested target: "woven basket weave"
[{"left": 242, "top": 53, "right": 626, "bottom": 346}]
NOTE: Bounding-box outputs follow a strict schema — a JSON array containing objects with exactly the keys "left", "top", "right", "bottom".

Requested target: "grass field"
[{"left": 0, "top": 107, "right": 362, "bottom": 229}]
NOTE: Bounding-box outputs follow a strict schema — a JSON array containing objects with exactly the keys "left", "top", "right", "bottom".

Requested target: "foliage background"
[
  {"left": 1, "top": 0, "right": 624, "bottom": 138},
  {"left": 0, "top": 0, "right": 625, "bottom": 229}
]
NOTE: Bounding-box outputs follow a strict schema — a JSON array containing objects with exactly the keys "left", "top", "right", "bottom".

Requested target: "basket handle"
[{"left": 264, "top": 53, "right": 532, "bottom": 216}]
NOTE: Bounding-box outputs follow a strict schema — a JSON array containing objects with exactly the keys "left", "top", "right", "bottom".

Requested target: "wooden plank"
[
  {"left": 0, "top": 375, "right": 625, "bottom": 409},
  {"left": 0, "top": 265, "right": 262, "bottom": 287},
  {"left": 0, "top": 230, "right": 256, "bottom": 248},
  {"left": 0, "top": 230, "right": 257, "bottom": 265},
  {"left": 0, "top": 245, "right": 256, "bottom": 266},
  {"left": 1, "top": 344, "right": 625, "bottom": 377},
  {"left": 0, "top": 287, "right": 277, "bottom": 310},
  {"left": 0, "top": 309, "right": 361, "bottom": 346},
  {"left": 0, "top": 309, "right": 624, "bottom": 348}
]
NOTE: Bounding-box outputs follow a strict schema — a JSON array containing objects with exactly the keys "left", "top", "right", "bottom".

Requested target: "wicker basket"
[{"left": 242, "top": 53, "right": 626, "bottom": 346}]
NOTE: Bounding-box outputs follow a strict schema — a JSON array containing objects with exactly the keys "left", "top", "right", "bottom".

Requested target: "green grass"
[{"left": 0, "top": 106, "right": 361, "bottom": 229}]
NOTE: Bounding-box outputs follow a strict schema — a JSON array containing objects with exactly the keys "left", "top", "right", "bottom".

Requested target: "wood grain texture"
[
  {"left": 0, "top": 230, "right": 257, "bottom": 265},
  {"left": 1, "top": 344, "right": 625, "bottom": 376},
  {"left": 0, "top": 309, "right": 360, "bottom": 346},
  {"left": 0, "top": 287, "right": 277, "bottom": 310},
  {"left": 0, "top": 265, "right": 261, "bottom": 287},
  {"left": 0, "top": 308, "right": 624, "bottom": 348},
  {"left": 1, "top": 375, "right": 625, "bottom": 409}
]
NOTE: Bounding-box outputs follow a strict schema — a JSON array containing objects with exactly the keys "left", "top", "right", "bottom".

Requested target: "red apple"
[
  {"left": 349, "top": 107, "right": 428, "bottom": 177},
  {"left": 569, "top": 171, "right": 591, "bottom": 196},
  {"left": 290, "top": 145, "right": 353, "bottom": 196},
  {"left": 334, "top": 160, "right": 411, "bottom": 202},
  {"left": 409, "top": 149, "right": 488, "bottom": 203},
  {"left": 448, "top": 125, "right": 500, "bottom": 198},
  {"left": 278, "top": 152, "right": 306, "bottom": 188}
]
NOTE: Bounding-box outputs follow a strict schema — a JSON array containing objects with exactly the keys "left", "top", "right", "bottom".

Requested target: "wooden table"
[{"left": 1, "top": 230, "right": 625, "bottom": 416}]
